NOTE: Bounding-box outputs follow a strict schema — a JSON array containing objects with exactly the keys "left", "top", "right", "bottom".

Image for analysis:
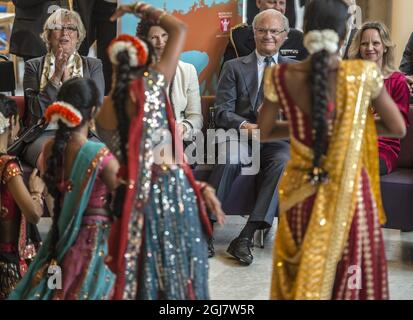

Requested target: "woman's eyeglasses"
[{"left": 50, "top": 24, "right": 78, "bottom": 33}]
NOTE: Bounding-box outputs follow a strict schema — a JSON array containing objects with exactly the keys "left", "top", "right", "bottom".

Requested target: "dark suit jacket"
[
  {"left": 24, "top": 55, "right": 105, "bottom": 119},
  {"left": 223, "top": 24, "right": 308, "bottom": 65},
  {"left": 10, "top": 0, "right": 52, "bottom": 57},
  {"left": 343, "top": 28, "right": 358, "bottom": 60},
  {"left": 246, "top": 0, "right": 307, "bottom": 27},
  {"left": 215, "top": 52, "right": 296, "bottom": 130},
  {"left": 400, "top": 33, "right": 413, "bottom": 75},
  {"left": 286, "top": 0, "right": 307, "bottom": 29},
  {"left": 73, "top": 0, "right": 117, "bottom": 55}
]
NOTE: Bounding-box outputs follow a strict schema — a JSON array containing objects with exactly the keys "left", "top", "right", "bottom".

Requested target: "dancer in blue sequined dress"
[{"left": 96, "top": 3, "right": 225, "bottom": 300}]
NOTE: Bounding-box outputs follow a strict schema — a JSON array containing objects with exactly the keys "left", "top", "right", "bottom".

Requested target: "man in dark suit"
[
  {"left": 73, "top": 0, "right": 117, "bottom": 94},
  {"left": 400, "top": 32, "right": 413, "bottom": 98},
  {"left": 223, "top": 0, "right": 308, "bottom": 64},
  {"left": 209, "top": 9, "right": 293, "bottom": 265},
  {"left": 285, "top": 0, "right": 306, "bottom": 30},
  {"left": 401, "top": 33, "right": 413, "bottom": 75},
  {"left": 10, "top": 0, "right": 70, "bottom": 61}
]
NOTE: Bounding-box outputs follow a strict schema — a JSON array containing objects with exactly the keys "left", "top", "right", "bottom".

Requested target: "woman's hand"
[
  {"left": 51, "top": 47, "right": 68, "bottom": 85},
  {"left": 29, "top": 169, "right": 45, "bottom": 195},
  {"left": 200, "top": 183, "right": 225, "bottom": 226},
  {"left": 110, "top": 4, "right": 136, "bottom": 21}
]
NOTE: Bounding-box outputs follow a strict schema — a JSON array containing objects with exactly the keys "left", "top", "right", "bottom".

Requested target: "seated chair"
[
  {"left": 380, "top": 105, "right": 413, "bottom": 232},
  {"left": 0, "top": 54, "right": 15, "bottom": 95}
]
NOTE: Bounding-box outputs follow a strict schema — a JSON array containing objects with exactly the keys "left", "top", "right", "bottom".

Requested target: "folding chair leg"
[{"left": 259, "top": 230, "right": 264, "bottom": 248}]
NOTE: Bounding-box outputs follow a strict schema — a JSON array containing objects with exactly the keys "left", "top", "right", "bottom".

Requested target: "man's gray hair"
[{"left": 252, "top": 9, "right": 290, "bottom": 33}]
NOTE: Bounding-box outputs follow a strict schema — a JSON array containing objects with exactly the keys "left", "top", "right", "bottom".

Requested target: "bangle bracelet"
[
  {"left": 138, "top": 3, "right": 152, "bottom": 16},
  {"left": 156, "top": 11, "right": 167, "bottom": 24},
  {"left": 203, "top": 186, "right": 216, "bottom": 194},
  {"left": 133, "top": 2, "right": 145, "bottom": 14},
  {"left": 198, "top": 182, "right": 215, "bottom": 194},
  {"left": 31, "top": 194, "right": 44, "bottom": 203}
]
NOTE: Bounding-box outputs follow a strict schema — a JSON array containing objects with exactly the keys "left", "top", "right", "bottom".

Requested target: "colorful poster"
[{"left": 120, "top": 0, "right": 243, "bottom": 95}]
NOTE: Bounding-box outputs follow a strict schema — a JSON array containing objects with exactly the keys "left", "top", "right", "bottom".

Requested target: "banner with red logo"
[{"left": 120, "top": 0, "right": 243, "bottom": 95}]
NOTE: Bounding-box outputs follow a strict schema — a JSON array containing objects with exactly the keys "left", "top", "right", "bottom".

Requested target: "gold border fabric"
[{"left": 270, "top": 60, "right": 385, "bottom": 300}]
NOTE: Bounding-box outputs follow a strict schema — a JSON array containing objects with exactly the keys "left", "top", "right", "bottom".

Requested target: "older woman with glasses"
[{"left": 21, "top": 8, "right": 104, "bottom": 169}]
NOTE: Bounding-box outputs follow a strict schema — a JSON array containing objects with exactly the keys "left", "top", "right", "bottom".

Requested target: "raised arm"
[
  {"left": 110, "top": 2, "right": 187, "bottom": 84},
  {"left": 150, "top": 12, "right": 187, "bottom": 84},
  {"left": 7, "top": 168, "right": 44, "bottom": 224}
]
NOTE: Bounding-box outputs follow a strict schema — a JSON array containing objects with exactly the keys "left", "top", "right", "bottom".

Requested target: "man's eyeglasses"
[
  {"left": 50, "top": 24, "right": 78, "bottom": 33},
  {"left": 255, "top": 28, "right": 286, "bottom": 36}
]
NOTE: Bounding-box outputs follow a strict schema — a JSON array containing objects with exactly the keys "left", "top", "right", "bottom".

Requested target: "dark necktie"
[{"left": 255, "top": 56, "right": 274, "bottom": 110}]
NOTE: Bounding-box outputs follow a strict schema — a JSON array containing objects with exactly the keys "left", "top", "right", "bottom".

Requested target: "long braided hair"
[
  {"left": 110, "top": 35, "right": 154, "bottom": 214},
  {"left": 43, "top": 78, "right": 99, "bottom": 261},
  {"left": 303, "top": 0, "right": 350, "bottom": 184}
]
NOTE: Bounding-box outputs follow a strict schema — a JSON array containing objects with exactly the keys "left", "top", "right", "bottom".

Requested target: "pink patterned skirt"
[{"left": 286, "top": 169, "right": 389, "bottom": 299}]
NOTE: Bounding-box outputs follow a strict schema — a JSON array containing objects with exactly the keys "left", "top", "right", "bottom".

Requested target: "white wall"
[{"left": 391, "top": 0, "right": 413, "bottom": 67}]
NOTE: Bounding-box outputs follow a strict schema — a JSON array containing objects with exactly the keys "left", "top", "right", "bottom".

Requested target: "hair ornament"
[
  {"left": 108, "top": 34, "right": 149, "bottom": 67},
  {"left": 45, "top": 101, "right": 83, "bottom": 127},
  {"left": 304, "top": 29, "right": 340, "bottom": 54}
]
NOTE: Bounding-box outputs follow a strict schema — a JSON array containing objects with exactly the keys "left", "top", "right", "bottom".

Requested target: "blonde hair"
[
  {"left": 41, "top": 9, "right": 86, "bottom": 51},
  {"left": 348, "top": 21, "right": 396, "bottom": 75}
]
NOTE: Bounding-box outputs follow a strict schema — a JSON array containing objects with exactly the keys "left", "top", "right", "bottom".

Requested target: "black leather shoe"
[
  {"left": 207, "top": 237, "right": 215, "bottom": 258},
  {"left": 227, "top": 237, "right": 253, "bottom": 265}
]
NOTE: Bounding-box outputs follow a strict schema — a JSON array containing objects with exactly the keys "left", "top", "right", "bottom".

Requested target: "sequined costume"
[
  {"left": 104, "top": 69, "right": 212, "bottom": 300},
  {"left": 266, "top": 60, "right": 389, "bottom": 299},
  {"left": 9, "top": 141, "right": 115, "bottom": 300},
  {"left": 0, "top": 155, "right": 38, "bottom": 300}
]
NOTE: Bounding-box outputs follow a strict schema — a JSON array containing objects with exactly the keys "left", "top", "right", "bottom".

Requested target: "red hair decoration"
[
  {"left": 108, "top": 34, "right": 149, "bottom": 67},
  {"left": 44, "top": 101, "right": 83, "bottom": 128}
]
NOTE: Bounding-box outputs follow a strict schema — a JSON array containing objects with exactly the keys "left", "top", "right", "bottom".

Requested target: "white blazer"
[{"left": 169, "top": 60, "right": 203, "bottom": 132}]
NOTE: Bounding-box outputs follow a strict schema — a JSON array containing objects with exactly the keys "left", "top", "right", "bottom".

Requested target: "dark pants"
[
  {"left": 75, "top": 0, "right": 117, "bottom": 95},
  {"left": 209, "top": 139, "right": 290, "bottom": 228},
  {"left": 379, "top": 157, "right": 389, "bottom": 176}
]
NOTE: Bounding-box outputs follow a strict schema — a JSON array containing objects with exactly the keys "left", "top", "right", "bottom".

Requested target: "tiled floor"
[
  {"left": 209, "top": 216, "right": 413, "bottom": 300},
  {"left": 38, "top": 216, "right": 413, "bottom": 300}
]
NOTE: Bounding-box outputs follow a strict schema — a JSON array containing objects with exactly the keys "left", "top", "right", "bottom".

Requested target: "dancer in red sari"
[{"left": 0, "top": 94, "right": 45, "bottom": 299}]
